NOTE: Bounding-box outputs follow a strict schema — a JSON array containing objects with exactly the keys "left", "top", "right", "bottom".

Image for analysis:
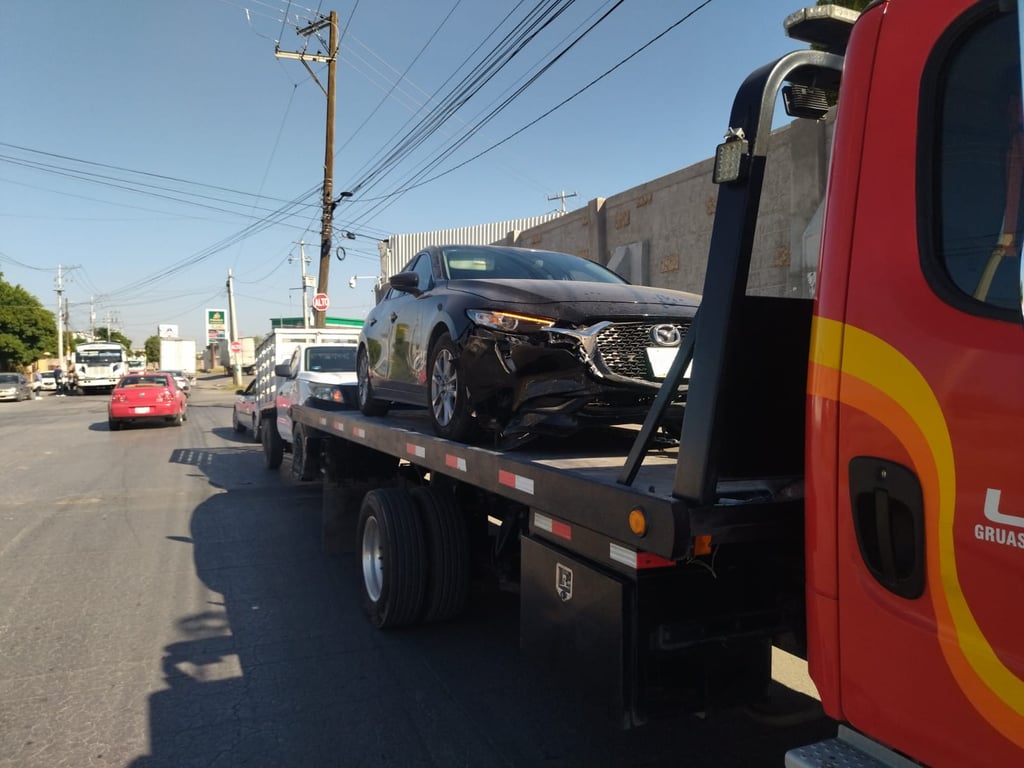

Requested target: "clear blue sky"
[{"left": 0, "top": 0, "right": 809, "bottom": 350}]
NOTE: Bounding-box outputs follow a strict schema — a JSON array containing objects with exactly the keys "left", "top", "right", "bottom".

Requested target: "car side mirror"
[
  {"left": 389, "top": 271, "right": 421, "bottom": 295},
  {"left": 274, "top": 363, "right": 294, "bottom": 378}
]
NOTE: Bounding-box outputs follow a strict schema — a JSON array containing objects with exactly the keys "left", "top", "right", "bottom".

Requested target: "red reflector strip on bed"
[
  {"left": 498, "top": 470, "right": 534, "bottom": 495},
  {"left": 406, "top": 442, "right": 425, "bottom": 458},
  {"left": 534, "top": 513, "right": 571, "bottom": 541},
  {"left": 445, "top": 454, "right": 467, "bottom": 472}
]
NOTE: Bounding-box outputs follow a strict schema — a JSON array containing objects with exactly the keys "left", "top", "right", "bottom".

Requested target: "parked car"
[
  {"left": 0, "top": 373, "right": 34, "bottom": 402},
  {"left": 232, "top": 380, "right": 258, "bottom": 440},
  {"left": 356, "top": 244, "right": 700, "bottom": 443},
  {"left": 36, "top": 371, "right": 58, "bottom": 392},
  {"left": 108, "top": 372, "right": 188, "bottom": 430}
]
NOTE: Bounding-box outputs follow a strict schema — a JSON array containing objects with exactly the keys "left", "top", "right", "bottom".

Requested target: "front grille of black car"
[{"left": 594, "top": 320, "right": 692, "bottom": 381}]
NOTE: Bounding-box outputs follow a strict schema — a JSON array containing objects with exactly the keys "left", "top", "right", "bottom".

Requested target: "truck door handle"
[
  {"left": 390, "top": 312, "right": 398, "bottom": 322},
  {"left": 848, "top": 457, "right": 925, "bottom": 599}
]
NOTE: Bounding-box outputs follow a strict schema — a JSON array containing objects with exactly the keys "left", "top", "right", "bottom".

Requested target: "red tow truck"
[{"left": 273, "top": 2, "right": 1024, "bottom": 765}]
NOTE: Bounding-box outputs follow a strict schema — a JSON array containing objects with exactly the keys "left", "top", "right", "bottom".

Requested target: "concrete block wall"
[{"left": 502, "top": 116, "right": 833, "bottom": 300}]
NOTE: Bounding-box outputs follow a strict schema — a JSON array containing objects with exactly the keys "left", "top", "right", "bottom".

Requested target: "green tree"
[
  {"left": 89, "top": 327, "right": 133, "bottom": 350},
  {"left": 0, "top": 273, "right": 57, "bottom": 370},
  {"left": 144, "top": 335, "right": 161, "bottom": 363}
]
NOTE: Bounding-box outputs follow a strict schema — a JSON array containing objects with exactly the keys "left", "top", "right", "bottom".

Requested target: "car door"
[
  {"left": 813, "top": 4, "right": 1024, "bottom": 765},
  {"left": 384, "top": 252, "right": 434, "bottom": 399}
]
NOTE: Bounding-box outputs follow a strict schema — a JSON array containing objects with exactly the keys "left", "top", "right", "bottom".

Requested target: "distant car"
[
  {"left": 164, "top": 370, "right": 191, "bottom": 396},
  {"left": 108, "top": 372, "right": 188, "bottom": 430},
  {"left": 36, "top": 371, "right": 58, "bottom": 391},
  {"left": 0, "top": 373, "right": 33, "bottom": 402},
  {"left": 232, "top": 380, "right": 258, "bottom": 440},
  {"left": 356, "top": 244, "right": 699, "bottom": 443}
]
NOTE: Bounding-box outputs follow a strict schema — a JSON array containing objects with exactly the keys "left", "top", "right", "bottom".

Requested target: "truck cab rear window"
[{"left": 927, "top": 6, "right": 1023, "bottom": 315}]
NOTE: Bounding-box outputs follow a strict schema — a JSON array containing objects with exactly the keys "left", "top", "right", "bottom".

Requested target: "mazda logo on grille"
[{"left": 650, "top": 324, "right": 682, "bottom": 347}]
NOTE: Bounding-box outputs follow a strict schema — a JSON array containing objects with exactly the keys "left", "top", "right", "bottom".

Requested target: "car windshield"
[
  {"left": 0, "top": 374, "right": 18, "bottom": 384},
  {"left": 306, "top": 346, "right": 357, "bottom": 372},
  {"left": 440, "top": 246, "right": 626, "bottom": 284},
  {"left": 121, "top": 376, "right": 169, "bottom": 387}
]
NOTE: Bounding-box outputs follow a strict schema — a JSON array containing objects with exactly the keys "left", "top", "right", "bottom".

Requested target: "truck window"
[
  {"left": 306, "top": 346, "right": 357, "bottom": 372},
  {"left": 927, "top": 6, "right": 1023, "bottom": 314}
]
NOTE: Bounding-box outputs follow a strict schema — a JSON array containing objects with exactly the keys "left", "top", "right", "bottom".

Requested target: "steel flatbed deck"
[{"left": 292, "top": 404, "right": 802, "bottom": 566}]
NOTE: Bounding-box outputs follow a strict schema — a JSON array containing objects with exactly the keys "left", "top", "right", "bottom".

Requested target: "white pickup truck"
[{"left": 263, "top": 340, "right": 359, "bottom": 480}]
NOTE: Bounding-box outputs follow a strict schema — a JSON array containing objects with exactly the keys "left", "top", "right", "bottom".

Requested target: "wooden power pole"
[{"left": 275, "top": 10, "right": 338, "bottom": 328}]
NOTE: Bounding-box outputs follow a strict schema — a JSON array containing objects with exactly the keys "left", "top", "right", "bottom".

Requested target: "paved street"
[{"left": 0, "top": 376, "right": 835, "bottom": 768}]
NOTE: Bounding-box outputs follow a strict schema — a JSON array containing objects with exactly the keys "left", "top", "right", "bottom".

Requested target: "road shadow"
[{"left": 130, "top": 446, "right": 834, "bottom": 767}]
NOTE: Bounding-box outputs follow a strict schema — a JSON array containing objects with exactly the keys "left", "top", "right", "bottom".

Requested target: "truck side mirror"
[{"left": 274, "top": 363, "right": 293, "bottom": 378}]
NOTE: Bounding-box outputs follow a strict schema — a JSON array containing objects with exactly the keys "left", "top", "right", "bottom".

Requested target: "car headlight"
[
  {"left": 309, "top": 384, "right": 345, "bottom": 403},
  {"left": 467, "top": 309, "right": 554, "bottom": 334}
]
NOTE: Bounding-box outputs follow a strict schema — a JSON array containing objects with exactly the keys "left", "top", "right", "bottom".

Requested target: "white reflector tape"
[
  {"left": 499, "top": 470, "right": 534, "bottom": 495},
  {"left": 445, "top": 454, "right": 468, "bottom": 472},
  {"left": 353, "top": 426, "right": 366, "bottom": 439},
  {"left": 332, "top": 419, "right": 344, "bottom": 432},
  {"left": 533, "top": 512, "right": 571, "bottom": 540},
  {"left": 406, "top": 443, "right": 426, "bottom": 458},
  {"left": 318, "top": 416, "right": 328, "bottom": 426},
  {"left": 609, "top": 543, "right": 638, "bottom": 569}
]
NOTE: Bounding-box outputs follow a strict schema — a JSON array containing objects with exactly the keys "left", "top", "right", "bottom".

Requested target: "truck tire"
[
  {"left": 410, "top": 486, "right": 469, "bottom": 623},
  {"left": 428, "top": 332, "right": 476, "bottom": 442},
  {"left": 290, "top": 423, "right": 320, "bottom": 482},
  {"left": 262, "top": 418, "right": 284, "bottom": 469},
  {"left": 357, "top": 347, "right": 389, "bottom": 417},
  {"left": 357, "top": 488, "right": 427, "bottom": 629}
]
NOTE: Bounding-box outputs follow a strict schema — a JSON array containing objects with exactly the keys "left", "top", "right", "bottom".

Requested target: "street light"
[{"left": 349, "top": 275, "right": 380, "bottom": 289}]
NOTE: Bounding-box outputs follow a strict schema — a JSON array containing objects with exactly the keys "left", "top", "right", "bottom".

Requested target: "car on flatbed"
[{"left": 356, "top": 244, "right": 699, "bottom": 444}]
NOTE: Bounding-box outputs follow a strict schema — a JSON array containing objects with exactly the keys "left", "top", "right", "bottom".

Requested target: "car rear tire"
[
  {"left": 357, "top": 347, "right": 389, "bottom": 417},
  {"left": 232, "top": 410, "right": 245, "bottom": 433},
  {"left": 428, "top": 332, "right": 475, "bottom": 442},
  {"left": 357, "top": 488, "right": 427, "bottom": 628},
  {"left": 262, "top": 418, "right": 284, "bottom": 469},
  {"left": 172, "top": 410, "right": 184, "bottom": 427},
  {"left": 251, "top": 415, "right": 261, "bottom": 443},
  {"left": 410, "top": 486, "right": 469, "bottom": 623},
  {"left": 108, "top": 417, "right": 121, "bottom": 431},
  {"left": 290, "top": 423, "right": 320, "bottom": 482}
]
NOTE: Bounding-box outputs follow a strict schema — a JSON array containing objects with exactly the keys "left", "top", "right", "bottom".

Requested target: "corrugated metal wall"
[{"left": 377, "top": 214, "right": 562, "bottom": 279}]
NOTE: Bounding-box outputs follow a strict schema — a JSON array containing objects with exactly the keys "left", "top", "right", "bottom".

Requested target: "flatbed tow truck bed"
[{"left": 291, "top": 404, "right": 803, "bottom": 569}]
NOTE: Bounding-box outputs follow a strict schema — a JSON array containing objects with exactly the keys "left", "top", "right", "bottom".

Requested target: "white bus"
[{"left": 72, "top": 342, "right": 128, "bottom": 393}]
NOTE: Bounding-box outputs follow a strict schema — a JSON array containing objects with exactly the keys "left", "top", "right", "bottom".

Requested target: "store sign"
[{"left": 206, "top": 309, "right": 227, "bottom": 341}]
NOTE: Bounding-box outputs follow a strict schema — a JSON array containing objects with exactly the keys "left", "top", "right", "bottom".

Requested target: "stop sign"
[
  {"left": 230, "top": 340, "right": 242, "bottom": 354},
  {"left": 312, "top": 293, "right": 330, "bottom": 312}
]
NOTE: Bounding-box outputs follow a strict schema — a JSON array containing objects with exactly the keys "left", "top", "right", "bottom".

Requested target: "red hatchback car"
[{"left": 108, "top": 372, "right": 188, "bottom": 430}]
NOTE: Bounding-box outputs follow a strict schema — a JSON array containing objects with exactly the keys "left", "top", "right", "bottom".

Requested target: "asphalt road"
[{"left": 0, "top": 376, "right": 835, "bottom": 768}]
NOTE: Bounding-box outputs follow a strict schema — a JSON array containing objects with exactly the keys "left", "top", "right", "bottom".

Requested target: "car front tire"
[{"left": 428, "top": 332, "right": 475, "bottom": 442}]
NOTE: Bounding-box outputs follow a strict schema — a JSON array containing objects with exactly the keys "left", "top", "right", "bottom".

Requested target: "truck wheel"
[
  {"left": 290, "top": 424, "right": 320, "bottom": 482},
  {"left": 428, "top": 333, "right": 475, "bottom": 442},
  {"left": 357, "top": 347, "right": 389, "bottom": 417},
  {"left": 410, "top": 486, "right": 469, "bottom": 623},
  {"left": 262, "top": 418, "right": 284, "bottom": 469},
  {"left": 357, "top": 488, "right": 427, "bottom": 628}
]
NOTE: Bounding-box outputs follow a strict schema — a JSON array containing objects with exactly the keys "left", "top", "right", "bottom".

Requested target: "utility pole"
[
  {"left": 227, "top": 269, "right": 242, "bottom": 387},
  {"left": 276, "top": 11, "right": 338, "bottom": 329},
  {"left": 547, "top": 190, "right": 578, "bottom": 214},
  {"left": 289, "top": 240, "right": 314, "bottom": 328},
  {"left": 55, "top": 265, "right": 64, "bottom": 367}
]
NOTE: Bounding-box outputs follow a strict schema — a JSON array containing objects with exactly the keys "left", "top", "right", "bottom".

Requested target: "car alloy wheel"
[{"left": 427, "top": 332, "right": 475, "bottom": 442}]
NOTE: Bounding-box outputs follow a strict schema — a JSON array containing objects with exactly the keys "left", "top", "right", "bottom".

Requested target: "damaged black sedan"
[{"left": 356, "top": 244, "right": 698, "bottom": 444}]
